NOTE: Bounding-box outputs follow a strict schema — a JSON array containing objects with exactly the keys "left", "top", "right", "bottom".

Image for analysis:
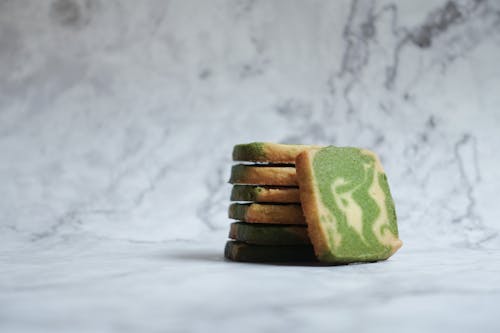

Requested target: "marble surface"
[
  {"left": 1, "top": 237, "right": 500, "bottom": 333},
  {"left": 1, "top": 0, "right": 500, "bottom": 331}
]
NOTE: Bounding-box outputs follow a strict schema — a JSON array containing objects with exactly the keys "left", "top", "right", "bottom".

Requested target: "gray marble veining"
[{"left": 1, "top": 0, "right": 500, "bottom": 332}]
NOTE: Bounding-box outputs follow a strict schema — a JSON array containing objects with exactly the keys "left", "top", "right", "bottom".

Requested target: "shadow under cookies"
[{"left": 165, "top": 249, "right": 226, "bottom": 263}]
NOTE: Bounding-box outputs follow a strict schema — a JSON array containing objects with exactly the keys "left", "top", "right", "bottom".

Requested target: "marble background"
[{"left": 1, "top": 0, "right": 500, "bottom": 332}]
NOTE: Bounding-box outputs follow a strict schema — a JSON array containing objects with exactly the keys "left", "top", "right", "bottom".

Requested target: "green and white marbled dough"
[
  {"left": 229, "top": 222, "right": 310, "bottom": 245},
  {"left": 297, "top": 146, "right": 402, "bottom": 263}
]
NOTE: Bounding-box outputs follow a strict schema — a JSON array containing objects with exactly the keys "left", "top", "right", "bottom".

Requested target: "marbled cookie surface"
[
  {"left": 229, "top": 222, "right": 310, "bottom": 245},
  {"left": 229, "top": 164, "right": 297, "bottom": 186},
  {"left": 228, "top": 203, "right": 306, "bottom": 225},
  {"left": 232, "top": 142, "right": 321, "bottom": 164},
  {"left": 224, "top": 241, "right": 316, "bottom": 263},
  {"left": 296, "top": 146, "right": 402, "bottom": 263},
  {"left": 230, "top": 185, "right": 300, "bottom": 203}
]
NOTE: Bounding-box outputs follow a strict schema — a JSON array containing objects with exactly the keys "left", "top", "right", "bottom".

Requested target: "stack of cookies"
[
  {"left": 225, "top": 143, "right": 319, "bottom": 262},
  {"left": 224, "top": 142, "right": 403, "bottom": 264}
]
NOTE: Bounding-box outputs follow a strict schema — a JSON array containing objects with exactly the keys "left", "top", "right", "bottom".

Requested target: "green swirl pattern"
[{"left": 313, "top": 146, "right": 401, "bottom": 262}]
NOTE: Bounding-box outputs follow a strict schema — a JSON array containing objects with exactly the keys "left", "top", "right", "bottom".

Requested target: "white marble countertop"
[{"left": 2, "top": 235, "right": 499, "bottom": 333}]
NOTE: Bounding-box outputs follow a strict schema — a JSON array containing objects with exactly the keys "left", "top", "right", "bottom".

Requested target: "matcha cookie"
[
  {"left": 233, "top": 142, "right": 321, "bottom": 164},
  {"left": 229, "top": 164, "right": 297, "bottom": 186},
  {"left": 229, "top": 222, "right": 310, "bottom": 245},
  {"left": 230, "top": 185, "right": 300, "bottom": 203},
  {"left": 296, "top": 146, "right": 402, "bottom": 264},
  {"left": 224, "top": 241, "right": 317, "bottom": 262},
  {"left": 228, "top": 203, "right": 306, "bottom": 225}
]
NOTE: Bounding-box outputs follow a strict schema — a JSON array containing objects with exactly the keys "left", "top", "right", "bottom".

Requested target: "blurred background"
[{"left": 1, "top": 0, "right": 500, "bottom": 249}]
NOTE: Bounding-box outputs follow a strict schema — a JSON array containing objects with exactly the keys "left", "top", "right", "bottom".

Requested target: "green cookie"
[
  {"left": 228, "top": 203, "right": 306, "bottom": 225},
  {"left": 229, "top": 222, "right": 310, "bottom": 245},
  {"left": 296, "top": 146, "right": 403, "bottom": 264},
  {"left": 224, "top": 241, "right": 317, "bottom": 263},
  {"left": 232, "top": 142, "right": 321, "bottom": 164},
  {"left": 229, "top": 164, "right": 298, "bottom": 186},
  {"left": 230, "top": 185, "right": 300, "bottom": 203}
]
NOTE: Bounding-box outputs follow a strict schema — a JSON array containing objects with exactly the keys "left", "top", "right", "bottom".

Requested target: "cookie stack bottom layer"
[{"left": 224, "top": 241, "right": 316, "bottom": 263}]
